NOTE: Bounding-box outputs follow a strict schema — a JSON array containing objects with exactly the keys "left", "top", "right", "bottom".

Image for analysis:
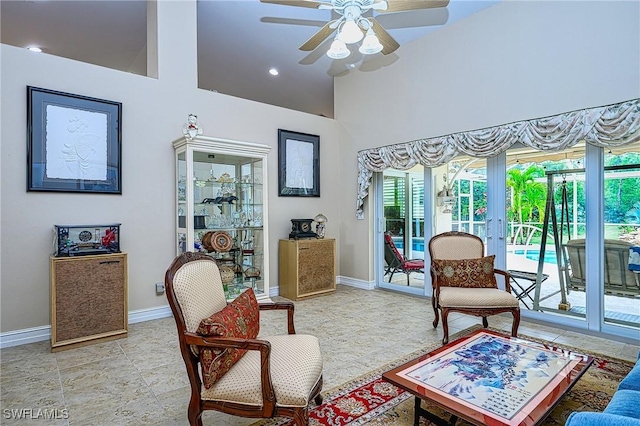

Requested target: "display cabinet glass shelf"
[{"left": 173, "top": 136, "right": 271, "bottom": 300}]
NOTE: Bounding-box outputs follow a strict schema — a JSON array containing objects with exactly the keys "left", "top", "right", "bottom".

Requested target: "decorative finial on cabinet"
[{"left": 182, "top": 114, "right": 203, "bottom": 140}]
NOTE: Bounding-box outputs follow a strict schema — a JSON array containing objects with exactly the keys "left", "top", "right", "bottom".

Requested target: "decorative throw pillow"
[
  {"left": 196, "top": 288, "right": 260, "bottom": 389},
  {"left": 431, "top": 255, "right": 497, "bottom": 288}
]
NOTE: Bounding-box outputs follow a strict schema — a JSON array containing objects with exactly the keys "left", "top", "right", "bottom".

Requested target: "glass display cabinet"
[{"left": 173, "top": 135, "right": 271, "bottom": 300}]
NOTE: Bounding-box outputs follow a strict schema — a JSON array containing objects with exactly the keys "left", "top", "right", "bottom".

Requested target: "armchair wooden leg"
[
  {"left": 292, "top": 407, "right": 309, "bottom": 426},
  {"left": 482, "top": 316, "right": 488, "bottom": 328},
  {"left": 187, "top": 406, "right": 203, "bottom": 426},
  {"left": 186, "top": 393, "right": 203, "bottom": 426},
  {"left": 314, "top": 394, "right": 323, "bottom": 405},
  {"left": 432, "top": 297, "right": 439, "bottom": 328},
  {"left": 511, "top": 308, "right": 521, "bottom": 337},
  {"left": 441, "top": 308, "right": 450, "bottom": 345}
]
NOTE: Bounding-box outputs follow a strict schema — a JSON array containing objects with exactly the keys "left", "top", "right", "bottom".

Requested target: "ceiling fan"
[{"left": 260, "top": 0, "right": 450, "bottom": 59}]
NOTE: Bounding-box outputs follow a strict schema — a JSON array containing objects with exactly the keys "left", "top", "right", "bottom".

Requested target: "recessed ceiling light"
[
  {"left": 26, "top": 47, "right": 42, "bottom": 53},
  {"left": 269, "top": 68, "right": 279, "bottom": 76}
]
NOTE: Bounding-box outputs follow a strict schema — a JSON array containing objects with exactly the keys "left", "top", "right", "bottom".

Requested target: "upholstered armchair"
[
  {"left": 164, "top": 252, "right": 323, "bottom": 426},
  {"left": 429, "top": 231, "right": 520, "bottom": 344}
]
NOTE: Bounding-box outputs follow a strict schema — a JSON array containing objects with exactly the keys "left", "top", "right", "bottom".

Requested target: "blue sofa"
[{"left": 565, "top": 352, "right": 640, "bottom": 426}]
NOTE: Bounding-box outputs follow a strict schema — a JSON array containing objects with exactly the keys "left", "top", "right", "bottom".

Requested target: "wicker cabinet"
[
  {"left": 279, "top": 239, "right": 336, "bottom": 300},
  {"left": 50, "top": 253, "right": 128, "bottom": 351}
]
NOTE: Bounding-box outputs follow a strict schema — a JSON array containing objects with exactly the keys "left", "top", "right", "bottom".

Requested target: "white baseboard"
[
  {"left": 1, "top": 281, "right": 372, "bottom": 348},
  {"left": 128, "top": 305, "right": 172, "bottom": 324},
  {"left": 270, "top": 286, "right": 279, "bottom": 298},
  {"left": 337, "top": 275, "right": 376, "bottom": 290},
  {"left": 0, "top": 305, "right": 174, "bottom": 349},
  {"left": 0, "top": 325, "right": 51, "bottom": 349}
]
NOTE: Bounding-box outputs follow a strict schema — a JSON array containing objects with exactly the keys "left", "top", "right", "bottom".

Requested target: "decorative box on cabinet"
[
  {"left": 173, "top": 135, "right": 271, "bottom": 301},
  {"left": 279, "top": 238, "right": 336, "bottom": 300},
  {"left": 50, "top": 253, "right": 128, "bottom": 352}
]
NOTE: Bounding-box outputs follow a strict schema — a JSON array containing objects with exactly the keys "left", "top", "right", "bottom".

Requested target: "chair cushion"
[
  {"left": 438, "top": 287, "right": 519, "bottom": 308},
  {"left": 201, "top": 334, "right": 324, "bottom": 408},
  {"left": 432, "top": 255, "right": 497, "bottom": 288},
  {"left": 197, "top": 288, "right": 260, "bottom": 389},
  {"left": 403, "top": 259, "right": 424, "bottom": 270}
]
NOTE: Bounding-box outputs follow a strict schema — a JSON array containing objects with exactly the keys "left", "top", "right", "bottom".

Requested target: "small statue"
[{"left": 182, "top": 114, "right": 203, "bottom": 140}]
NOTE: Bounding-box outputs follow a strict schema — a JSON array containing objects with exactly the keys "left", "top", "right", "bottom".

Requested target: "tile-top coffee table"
[{"left": 382, "top": 329, "right": 593, "bottom": 426}]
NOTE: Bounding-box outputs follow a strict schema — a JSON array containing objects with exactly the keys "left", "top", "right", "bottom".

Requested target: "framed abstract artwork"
[
  {"left": 278, "top": 129, "right": 320, "bottom": 197},
  {"left": 27, "top": 86, "right": 122, "bottom": 193}
]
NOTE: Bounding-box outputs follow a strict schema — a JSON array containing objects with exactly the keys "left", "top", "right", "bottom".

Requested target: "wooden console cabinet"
[
  {"left": 279, "top": 238, "right": 336, "bottom": 300},
  {"left": 50, "top": 253, "right": 128, "bottom": 351}
]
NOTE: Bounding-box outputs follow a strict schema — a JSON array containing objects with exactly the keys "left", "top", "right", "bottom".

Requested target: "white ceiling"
[{"left": 1, "top": 0, "right": 499, "bottom": 118}]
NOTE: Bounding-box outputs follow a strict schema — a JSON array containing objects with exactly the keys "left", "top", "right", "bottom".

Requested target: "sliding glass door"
[
  {"left": 502, "top": 143, "right": 640, "bottom": 337},
  {"left": 378, "top": 169, "right": 426, "bottom": 293},
  {"left": 376, "top": 160, "right": 488, "bottom": 295},
  {"left": 374, "top": 143, "right": 639, "bottom": 339}
]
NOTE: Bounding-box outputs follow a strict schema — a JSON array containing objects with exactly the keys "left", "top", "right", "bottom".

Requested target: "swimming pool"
[
  {"left": 513, "top": 249, "right": 558, "bottom": 264},
  {"left": 392, "top": 237, "right": 425, "bottom": 252}
]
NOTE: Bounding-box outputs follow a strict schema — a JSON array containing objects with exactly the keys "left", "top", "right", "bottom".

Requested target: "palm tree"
[
  {"left": 507, "top": 165, "right": 546, "bottom": 243},
  {"left": 523, "top": 183, "right": 547, "bottom": 223}
]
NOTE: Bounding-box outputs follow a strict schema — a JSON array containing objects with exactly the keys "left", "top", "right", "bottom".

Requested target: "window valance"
[{"left": 356, "top": 98, "right": 640, "bottom": 219}]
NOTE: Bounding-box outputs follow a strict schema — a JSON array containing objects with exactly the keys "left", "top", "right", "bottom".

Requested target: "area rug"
[{"left": 251, "top": 326, "right": 634, "bottom": 426}]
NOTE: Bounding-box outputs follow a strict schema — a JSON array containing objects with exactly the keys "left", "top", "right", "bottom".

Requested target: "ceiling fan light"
[
  {"left": 327, "top": 38, "right": 350, "bottom": 59},
  {"left": 339, "top": 20, "right": 363, "bottom": 44},
  {"left": 359, "top": 29, "right": 383, "bottom": 55}
]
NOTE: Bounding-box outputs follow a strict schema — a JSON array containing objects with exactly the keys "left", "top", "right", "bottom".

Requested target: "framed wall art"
[
  {"left": 27, "top": 86, "right": 122, "bottom": 194},
  {"left": 278, "top": 129, "right": 320, "bottom": 197}
]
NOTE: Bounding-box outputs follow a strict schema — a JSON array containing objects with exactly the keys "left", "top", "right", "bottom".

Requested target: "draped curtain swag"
[{"left": 356, "top": 98, "right": 640, "bottom": 219}]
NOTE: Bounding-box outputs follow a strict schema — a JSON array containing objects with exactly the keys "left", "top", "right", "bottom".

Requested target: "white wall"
[
  {"left": 0, "top": 1, "right": 341, "bottom": 335},
  {"left": 335, "top": 0, "right": 640, "bottom": 281},
  {"left": 2, "top": 0, "right": 639, "bottom": 340}
]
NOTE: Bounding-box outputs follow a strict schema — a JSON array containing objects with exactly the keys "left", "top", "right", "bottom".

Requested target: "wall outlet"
[{"left": 155, "top": 282, "right": 165, "bottom": 295}]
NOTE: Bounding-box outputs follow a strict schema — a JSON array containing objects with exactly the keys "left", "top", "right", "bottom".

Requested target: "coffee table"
[{"left": 382, "top": 329, "right": 593, "bottom": 426}]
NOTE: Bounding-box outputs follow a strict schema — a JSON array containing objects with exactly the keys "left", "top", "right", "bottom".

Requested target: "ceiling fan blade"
[
  {"left": 260, "top": 0, "right": 331, "bottom": 9},
  {"left": 260, "top": 0, "right": 332, "bottom": 9},
  {"left": 381, "top": 0, "right": 450, "bottom": 13},
  {"left": 375, "top": 8, "right": 448, "bottom": 29},
  {"left": 299, "top": 38, "right": 333, "bottom": 65},
  {"left": 299, "top": 20, "right": 338, "bottom": 51},
  {"left": 260, "top": 17, "right": 329, "bottom": 27},
  {"left": 370, "top": 18, "right": 400, "bottom": 55}
]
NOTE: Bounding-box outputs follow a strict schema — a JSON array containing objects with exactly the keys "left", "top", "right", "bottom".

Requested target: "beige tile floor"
[{"left": 1, "top": 285, "right": 639, "bottom": 425}]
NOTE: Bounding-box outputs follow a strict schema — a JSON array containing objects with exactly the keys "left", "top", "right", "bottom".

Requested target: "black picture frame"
[
  {"left": 278, "top": 129, "right": 320, "bottom": 197},
  {"left": 27, "top": 86, "right": 122, "bottom": 194}
]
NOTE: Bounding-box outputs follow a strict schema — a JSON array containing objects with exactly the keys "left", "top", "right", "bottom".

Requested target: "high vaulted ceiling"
[{"left": 1, "top": 0, "right": 499, "bottom": 118}]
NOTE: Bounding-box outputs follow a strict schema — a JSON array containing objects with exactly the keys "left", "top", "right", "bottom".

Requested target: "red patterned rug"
[{"left": 252, "top": 327, "right": 634, "bottom": 426}]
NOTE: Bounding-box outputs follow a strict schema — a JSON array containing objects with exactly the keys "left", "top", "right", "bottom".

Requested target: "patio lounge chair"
[
  {"left": 563, "top": 239, "right": 640, "bottom": 298},
  {"left": 383, "top": 232, "right": 424, "bottom": 285}
]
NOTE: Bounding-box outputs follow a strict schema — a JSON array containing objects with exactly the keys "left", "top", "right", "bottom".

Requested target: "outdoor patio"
[{"left": 384, "top": 246, "right": 640, "bottom": 328}]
